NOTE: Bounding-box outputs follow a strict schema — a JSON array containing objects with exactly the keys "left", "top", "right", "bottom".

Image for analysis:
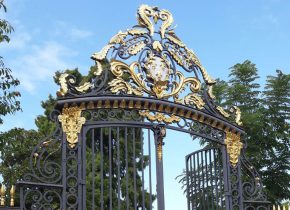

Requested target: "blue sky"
[
  {"left": 1, "top": 0, "right": 290, "bottom": 208},
  {"left": 1, "top": 0, "right": 290, "bottom": 130}
]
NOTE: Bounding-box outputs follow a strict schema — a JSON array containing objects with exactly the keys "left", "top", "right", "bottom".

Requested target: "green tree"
[
  {"left": 0, "top": 0, "right": 21, "bottom": 124},
  {"left": 261, "top": 70, "right": 290, "bottom": 203}
]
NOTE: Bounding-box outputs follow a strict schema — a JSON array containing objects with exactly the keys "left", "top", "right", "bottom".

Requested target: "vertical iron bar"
[
  {"left": 133, "top": 128, "right": 137, "bottom": 209},
  {"left": 213, "top": 149, "right": 219, "bottom": 210},
  {"left": 117, "top": 127, "right": 121, "bottom": 210},
  {"left": 109, "top": 127, "right": 112, "bottom": 210},
  {"left": 92, "top": 129, "right": 95, "bottom": 210},
  {"left": 237, "top": 158, "right": 244, "bottom": 210},
  {"left": 222, "top": 146, "right": 232, "bottom": 210},
  {"left": 197, "top": 151, "right": 201, "bottom": 209},
  {"left": 148, "top": 129, "right": 153, "bottom": 210},
  {"left": 185, "top": 156, "right": 190, "bottom": 210},
  {"left": 193, "top": 154, "right": 197, "bottom": 210},
  {"left": 62, "top": 133, "right": 67, "bottom": 210},
  {"left": 141, "top": 129, "right": 145, "bottom": 209},
  {"left": 205, "top": 150, "right": 209, "bottom": 209},
  {"left": 125, "top": 127, "right": 129, "bottom": 210},
  {"left": 209, "top": 149, "right": 214, "bottom": 210},
  {"left": 201, "top": 151, "right": 205, "bottom": 209},
  {"left": 77, "top": 133, "right": 82, "bottom": 210},
  {"left": 82, "top": 129, "right": 87, "bottom": 210},
  {"left": 100, "top": 128, "right": 104, "bottom": 210}
]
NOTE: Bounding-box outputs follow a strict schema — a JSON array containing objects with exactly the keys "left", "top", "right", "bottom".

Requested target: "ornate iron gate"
[{"left": 18, "top": 4, "right": 271, "bottom": 210}]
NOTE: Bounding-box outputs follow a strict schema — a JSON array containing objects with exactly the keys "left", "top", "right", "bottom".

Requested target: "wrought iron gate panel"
[
  {"left": 186, "top": 147, "right": 227, "bottom": 210},
  {"left": 82, "top": 125, "right": 157, "bottom": 210},
  {"left": 16, "top": 4, "right": 272, "bottom": 210}
]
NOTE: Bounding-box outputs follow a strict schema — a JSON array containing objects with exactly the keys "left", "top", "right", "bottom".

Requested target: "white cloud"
[
  {"left": 54, "top": 21, "right": 94, "bottom": 41},
  {"left": 12, "top": 41, "right": 77, "bottom": 92}
]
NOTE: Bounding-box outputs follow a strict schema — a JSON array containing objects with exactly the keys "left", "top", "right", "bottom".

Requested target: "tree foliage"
[{"left": 0, "top": 0, "right": 21, "bottom": 124}]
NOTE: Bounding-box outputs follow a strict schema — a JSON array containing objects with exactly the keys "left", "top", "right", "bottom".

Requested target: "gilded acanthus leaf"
[
  {"left": 127, "top": 28, "right": 147, "bottom": 35},
  {"left": 128, "top": 41, "right": 146, "bottom": 55},
  {"left": 207, "top": 85, "right": 216, "bottom": 99},
  {"left": 94, "top": 61, "right": 103, "bottom": 76},
  {"left": 166, "top": 33, "right": 185, "bottom": 48},
  {"left": 138, "top": 5, "right": 155, "bottom": 36},
  {"left": 109, "top": 31, "right": 128, "bottom": 44},
  {"left": 91, "top": 44, "right": 114, "bottom": 61},
  {"left": 184, "top": 93, "right": 205, "bottom": 110},
  {"left": 168, "top": 49, "right": 184, "bottom": 66},
  {"left": 139, "top": 110, "right": 180, "bottom": 124},
  {"left": 108, "top": 78, "right": 143, "bottom": 96},
  {"left": 216, "top": 106, "right": 230, "bottom": 118},
  {"left": 75, "top": 82, "right": 93, "bottom": 93},
  {"left": 230, "top": 106, "right": 243, "bottom": 126},
  {"left": 159, "top": 9, "right": 173, "bottom": 38},
  {"left": 152, "top": 41, "right": 163, "bottom": 51},
  {"left": 57, "top": 73, "right": 69, "bottom": 97}
]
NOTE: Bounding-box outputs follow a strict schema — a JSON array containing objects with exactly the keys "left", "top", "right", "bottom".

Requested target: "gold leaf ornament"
[
  {"left": 58, "top": 105, "right": 86, "bottom": 148},
  {"left": 225, "top": 131, "right": 243, "bottom": 167},
  {"left": 139, "top": 110, "right": 180, "bottom": 124}
]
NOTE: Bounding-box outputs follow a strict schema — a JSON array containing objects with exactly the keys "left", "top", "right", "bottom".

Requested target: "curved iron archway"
[{"left": 18, "top": 4, "right": 270, "bottom": 210}]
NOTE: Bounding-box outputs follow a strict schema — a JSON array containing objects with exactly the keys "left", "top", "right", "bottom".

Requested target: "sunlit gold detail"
[
  {"left": 172, "top": 106, "right": 178, "bottom": 114},
  {"left": 97, "top": 100, "right": 102, "bottom": 108},
  {"left": 217, "top": 106, "right": 231, "bottom": 118},
  {"left": 139, "top": 110, "right": 180, "bottom": 124},
  {"left": 10, "top": 185, "right": 15, "bottom": 207},
  {"left": 159, "top": 9, "right": 173, "bottom": 38},
  {"left": 208, "top": 85, "right": 216, "bottom": 99},
  {"left": 152, "top": 41, "right": 163, "bottom": 52},
  {"left": 75, "top": 82, "right": 93, "bottom": 93},
  {"left": 105, "top": 100, "right": 111, "bottom": 108},
  {"left": 109, "top": 60, "right": 201, "bottom": 100},
  {"left": 185, "top": 111, "right": 192, "bottom": 118},
  {"left": 230, "top": 106, "right": 243, "bottom": 126},
  {"left": 58, "top": 105, "right": 86, "bottom": 148},
  {"left": 183, "top": 93, "right": 205, "bottom": 110},
  {"left": 0, "top": 185, "right": 5, "bottom": 206},
  {"left": 57, "top": 73, "right": 69, "bottom": 97},
  {"left": 127, "top": 28, "right": 147, "bottom": 35},
  {"left": 135, "top": 101, "right": 142, "bottom": 109},
  {"left": 113, "top": 100, "right": 119, "bottom": 109},
  {"left": 109, "top": 31, "right": 127, "bottom": 44},
  {"left": 138, "top": 5, "right": 155, "bottom": 36},
  {"left": 91, "top": 44, "right": 114, "bottom": 76},
  {"left": 225, "top": 131, "right": 243, "bottom": 167},
  {"left": 166, "top": 32, "right": 185, "bottom": 48},
  {"left": 87, "top": 101, "right": 95, "bottom": 109},
  {"left": 128, "top": 100, "right": 134, "bottom": 109},
  {"left": 143, "top": 101, "right": 149, "bottom": 109},
  {"left": 158, "top": 104, "right": 164, "bottom": 112},
  {"left": 165, "top": 106, "right": 171, "bottom": 113},
  {"left": 157, "top": 143, "right": 162, "bottom": 161},
  {"left": 120, "top": 99, "right": 126, "bottom": 108},
  {"left": 128, "top": 41, "right": 146, "bottom": 55},
  {"left": 178, "top": 109, "right": 185, "bottom": 117},
  {"left": 150, "top": 103, "right": 157, "bottom": 110}
]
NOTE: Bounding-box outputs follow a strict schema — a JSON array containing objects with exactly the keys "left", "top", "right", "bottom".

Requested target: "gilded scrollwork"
[
  {"left": 58, "top": 105, "right": 86, "bottom": 148},
  {"left": 230, "top": 106, "right": 243, "bottom": 126},
  {"left": 225, "top": 131, "right": 243, "bottom": 167},
  {"left": 139, "top": 110, "right": 180, "bottom": 124},
  {"left": 57, "top": 4, "right": 244, "bottom": 127}
]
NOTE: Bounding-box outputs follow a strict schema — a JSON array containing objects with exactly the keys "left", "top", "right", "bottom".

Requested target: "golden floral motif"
[
  {"left": 58, "top": 105, "right": 86, "bottom": 148},
  {"left": 225, "top": 131, "right": 243, "bottom": 167},
  {"left": 139, "top": 110, "right": 180, "bottom": 124}
]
